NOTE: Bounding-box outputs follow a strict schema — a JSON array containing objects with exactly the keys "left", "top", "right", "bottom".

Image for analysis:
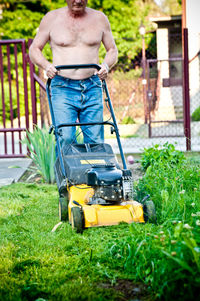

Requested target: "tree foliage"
[
  {"left": 157, "top": 0, "right": 182, "bottom": 15},
  {"left": 0, "top": 0, "right": 160, "bottom": 67}
]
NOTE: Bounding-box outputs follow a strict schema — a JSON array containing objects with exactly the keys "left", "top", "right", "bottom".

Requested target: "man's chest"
[{"left": 50, "top": 18, "right": 103, "bottom": 47}]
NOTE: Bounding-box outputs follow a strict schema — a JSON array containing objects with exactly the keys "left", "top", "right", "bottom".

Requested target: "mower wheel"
[
  {"left": 71, "top": 207, "right": 84, "bottom": 233},
  {"left": 59, "top": 197, "right": 68, "bottom": 221},
  {"left": 143, "top": 200, "right": 156, "bottom": 223}
]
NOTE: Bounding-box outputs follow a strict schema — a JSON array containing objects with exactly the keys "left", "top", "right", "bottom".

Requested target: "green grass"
[
  {"left": 0, "top": 148, "right": 200, "bottom": 300},
  {"left": 0, "top": 184, "right": 122, "bottom": 300}
]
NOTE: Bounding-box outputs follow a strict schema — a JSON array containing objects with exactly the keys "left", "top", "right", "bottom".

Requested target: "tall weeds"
[{"left": 107, "top": 144, "right": 200, "bottom": 300}]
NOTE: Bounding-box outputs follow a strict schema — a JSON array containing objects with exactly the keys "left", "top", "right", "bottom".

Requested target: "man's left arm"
[{"left": 97, "top": 14, "right": 118, "bottom": 80}]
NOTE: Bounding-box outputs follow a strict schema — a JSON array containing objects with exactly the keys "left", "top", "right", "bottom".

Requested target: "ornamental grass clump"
[{"left": 22, "top": 126, "right": 56, "bottom": 183}]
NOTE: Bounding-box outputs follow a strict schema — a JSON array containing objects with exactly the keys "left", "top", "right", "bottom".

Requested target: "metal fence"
[
  {"left": 0, "top": 39, "right": 51, "bottom": 157},
  {"left": 0, "top": 39, "right": 29, "bottom": 158}
]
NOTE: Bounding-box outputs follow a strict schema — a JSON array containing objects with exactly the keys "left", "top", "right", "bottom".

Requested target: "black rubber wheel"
[
  {"left": 71, "top": 207, "right": 84, "bottom": 233},
  {"left": 59, "top": 197, "right": 68, "bottom": 221},
  {"left": 143, "top": 200, "right": 157, "bottom": 223}
]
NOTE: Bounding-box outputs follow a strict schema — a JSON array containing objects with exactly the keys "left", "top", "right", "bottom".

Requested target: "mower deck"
[{"left": 68, "top": 185, "right": 144, "bottom": 229}]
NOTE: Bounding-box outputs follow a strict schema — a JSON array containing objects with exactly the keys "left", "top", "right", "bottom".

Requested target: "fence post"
[
  {"left": 22, "top": 40, "right": 29, "bottom": 131},
  {"left": 146, "top": 60, "right": 152, "bottom": 138},
  {"left": 28, "top": 39, "right": 37, "bottom": 128},
  {"left": 183, "top": 28, "right": 191, "bottom": 151}
]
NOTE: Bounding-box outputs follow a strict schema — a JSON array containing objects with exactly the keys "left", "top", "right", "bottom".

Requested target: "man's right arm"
[{"left": 29, "top": 12, "right": 57, "bottom": 78}]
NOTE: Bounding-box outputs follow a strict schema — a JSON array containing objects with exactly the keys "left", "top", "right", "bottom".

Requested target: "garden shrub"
[
  {"left": 191, "top": 106, "right": 200, "bottom": 121},
  {"left": 140, "top": 142, "right": 185, "bottom": 170}
]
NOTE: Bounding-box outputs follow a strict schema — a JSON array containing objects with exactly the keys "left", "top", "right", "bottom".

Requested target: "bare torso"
[
  {"left": 29, "top": 3, "right": 117, "bottom": 80},
  {"left": 49, "top": 7, "right": 104, "bottom": 79}
]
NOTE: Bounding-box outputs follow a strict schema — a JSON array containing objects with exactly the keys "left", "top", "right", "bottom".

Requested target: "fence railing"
[{"left": 0, "top": 39, "right": 29, "bottom": 157}]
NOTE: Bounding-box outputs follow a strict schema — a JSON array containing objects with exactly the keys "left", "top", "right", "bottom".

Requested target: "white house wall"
[
  {"left": 155, "top": 27, "right": 178, "bottom": 121},
  {"left": 186, "top": 0, "right": 200, "bottom": 114}
]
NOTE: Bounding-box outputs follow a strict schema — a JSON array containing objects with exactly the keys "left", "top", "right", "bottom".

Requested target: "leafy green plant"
[
  {"left": 22, "top": 126, "right": 56, "bottom": 183},
  {"left": 191, "top": 106, "right": 200, "bottom": 121},
  {"left": 135, "top": 144, "right": 199, "bottom": 222},
  {"left": 141, "top": 142, "right": 186, "bottom": 170}
]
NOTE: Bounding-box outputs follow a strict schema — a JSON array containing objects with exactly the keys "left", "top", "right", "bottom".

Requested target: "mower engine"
[
  {"left": 87, "top": 164, "right": 133, "bottom": 204},
  {"left": 54, "top": 143, "right": 134, "bottom": 204}
]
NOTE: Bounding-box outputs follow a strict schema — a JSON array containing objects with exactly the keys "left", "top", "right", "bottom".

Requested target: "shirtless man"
[{"left": 29, "top": 0, "right": 118, "bottom": 145}]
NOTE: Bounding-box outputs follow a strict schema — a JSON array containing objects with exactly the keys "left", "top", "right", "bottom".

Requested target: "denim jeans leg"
[
  {"left": 51, "top": 75, "right": 104, "bottom": 146},
  {"left": 51, "top": 76, "right": 79, "bottom": 146},
  {"left": 79, "top": 76, "right": 104, "bottom": 144}
]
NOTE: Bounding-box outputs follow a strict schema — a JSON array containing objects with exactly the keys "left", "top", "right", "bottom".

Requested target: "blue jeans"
[{"left": 51, "top": 75, "right": 104, "bottom": 145}]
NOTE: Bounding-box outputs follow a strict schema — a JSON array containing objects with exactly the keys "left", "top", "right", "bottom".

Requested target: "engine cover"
[
  {"left": 87, "top": 164, "right": 122, "bottom": 186},
  {"left": 87, "top": 167, "right": 133, "bottom": 203}
]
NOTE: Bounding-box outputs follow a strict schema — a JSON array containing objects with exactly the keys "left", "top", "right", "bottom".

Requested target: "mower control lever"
[
  {"left": 49, "top": 125, "right": 55, "bottom": 134},
  {"left": 110, "top": 127, "right": 115, "bottom": 135}
]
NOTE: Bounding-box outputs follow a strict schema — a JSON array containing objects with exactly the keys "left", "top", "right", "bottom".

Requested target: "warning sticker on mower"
[{"left": 80, "top": 160, "right": 106, "bottom": 164}]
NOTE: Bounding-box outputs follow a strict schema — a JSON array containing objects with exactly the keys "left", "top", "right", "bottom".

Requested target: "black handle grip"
[
  {"left": 55, "top": 64, "right": 101, "bottom": 71},
  {"left": 46, "top": 64, "right": 101, "bottom": 88}
]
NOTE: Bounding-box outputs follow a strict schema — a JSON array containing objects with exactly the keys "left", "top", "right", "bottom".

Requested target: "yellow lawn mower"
[{"left": 46, "top": 64, "right": 156, "bottom": 233}]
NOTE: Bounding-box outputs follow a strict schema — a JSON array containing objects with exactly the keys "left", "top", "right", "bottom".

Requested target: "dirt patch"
[
  {"left": 18, "top": 162, "right": 43, "bottom": 183},
  {"left": 128, "top": 162, "right": 144, "bottom": 182},
  {"left": 99, "top": 279, "right": 152, "bottom": 301}
]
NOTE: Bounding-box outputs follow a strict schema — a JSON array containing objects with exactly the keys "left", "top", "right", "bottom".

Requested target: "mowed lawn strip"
[{"left": 0, "top": 184, "right": 146, "bottom": 301}]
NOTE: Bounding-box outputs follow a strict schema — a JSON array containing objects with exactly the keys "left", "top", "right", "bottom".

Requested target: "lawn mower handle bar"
[
  {"left": 55, "top": 64, "right": 101, "bottom": 71},
  {"left": 47, "top": 64, "right": 101, "bottom": 87},
  {"left": 49, "top": 121, "right": 115, "bottom": 134},
  {"left": 47, "top": 64, "right": 101, "bottom": 84},
  {"left": 57, "top": 121, "right": 114, "bottom": 129}
]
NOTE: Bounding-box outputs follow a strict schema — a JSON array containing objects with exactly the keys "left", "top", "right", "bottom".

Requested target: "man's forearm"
[
  {"left": 29, "top": 45, "right": 51, "bottom": 70},
  {"left": 103, "top": 47, "right": 118, "bottom": 70},
  {"left": 97, "top": 46, "right": 118, "bottom": 80},
  {"left": 29, "top": 45, "right": 57, "bottom": 79}
]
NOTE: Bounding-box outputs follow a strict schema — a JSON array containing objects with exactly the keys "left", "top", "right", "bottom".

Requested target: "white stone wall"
[
  {"left": 155, "top": 28, "right": 176, "bottom": 121},
  {"left": 157, "top": 28, "right": 169, "bottom": 61},
  {"left": 186, "top": 0, "right": 200, "bottom": 114}
]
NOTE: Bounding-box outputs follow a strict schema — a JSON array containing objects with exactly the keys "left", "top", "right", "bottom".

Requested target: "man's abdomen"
[{"left": 52, "top": 45, "right": 100, "bottom": 80}]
